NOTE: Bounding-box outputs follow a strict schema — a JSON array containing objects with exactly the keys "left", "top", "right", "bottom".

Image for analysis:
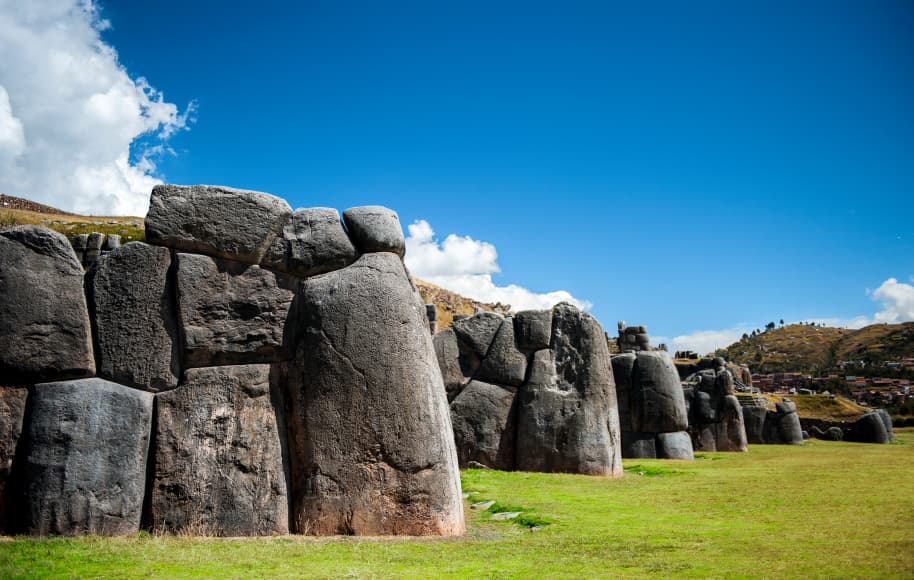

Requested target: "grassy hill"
[
  {"left": 0, "top": 193, "right": 145, "bottom": 242},
  {"left": 719, "top": 322, "right": 914, "bottom": 373}
]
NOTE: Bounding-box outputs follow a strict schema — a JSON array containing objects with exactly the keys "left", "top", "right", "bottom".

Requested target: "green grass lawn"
[{"left": 3, "top": 430, "right": 913, "bottom": 578}]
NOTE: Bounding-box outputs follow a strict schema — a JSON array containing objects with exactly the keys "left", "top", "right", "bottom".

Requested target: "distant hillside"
[
  {"left": 415, "top": 279, "right": 509, "bottom": 330},
  {"left": 719, "top": 322, "right": 914, "bottom": 373},
  {"left": 0, "top": 193, "right": 144, "bottom": 242}
]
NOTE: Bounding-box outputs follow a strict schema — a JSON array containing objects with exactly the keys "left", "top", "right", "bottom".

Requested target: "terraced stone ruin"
[{"left": 0, "top": 185, "right": 464, "bottom": 537}]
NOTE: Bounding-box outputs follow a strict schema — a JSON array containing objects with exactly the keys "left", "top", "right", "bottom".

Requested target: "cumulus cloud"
[
  {"left": 404, "top": 220, "right": 591, "bottom": 312},
  {"left": 0, "top": 0, "right": 194, "bottom": 215},
  {"left": 658, "top": 276, "right": 914, "bottom": 355}
]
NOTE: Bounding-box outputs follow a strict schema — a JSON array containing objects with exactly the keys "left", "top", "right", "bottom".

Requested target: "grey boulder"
[
  {"left": 449, "top": 380, "right": 517, "bottom": 470},
  {"left": 611, "top": 353, "right": 637, "bottom": 433},
  {"left": 656, "top": 431, "right": 694, "bottom": 460},
  {"left": 286, "top": 253, "right": 464, "bottom": 536},
  {"left": 145, "top": 184, "right": 291, "bottom": 264},
  {"left": 0, "top": 386, "right": 28, "bottom": 532},
  {"left": 630, "top": 351, "right": 689, "bottom": 433},
  {"left": 451, "top": 312, "right": 503, "bottom": 358},
  {"left": 149, "top": 365, "right": 289, "bottom": 536},
  {"left": 474, "top": 318, "right": 528, "bottom": 388},
  {"left": 0, "top": 226, "right": 94, "bottom": 383},
  {"left": 713, "top": 395, "right": 748, "bottom": 452},
  {"left": 16, "top": 378, "right": 153, "bottom": 535},
  {"left": 262, "top": 207, "right": 357, "bottom": 277},
  {"left": 846, "top": 412, "right": 892, "bottom": 444},
  {"left": 622, "top": 431, "right": 657, "bottom": 459},
  {"left": 513, "top": 310, "right": 552, "bottom": 352},
  {"left": 342, "top": 206, "right": 405, "bottom": 257},
  {"left": 433, "top": 328, "right": 477, "bottom": 402},
  {"left": 515, "top": 304, "right": 622, "bottom": 476},
  {"left": 89, "top": 242, "right": 180, "bottom": 391},
  {"left": 177, "top": 253, "right": 298, "bottom": 367},
  {"left": 742, "top": 406, "right": 768, "bottom": 445}
]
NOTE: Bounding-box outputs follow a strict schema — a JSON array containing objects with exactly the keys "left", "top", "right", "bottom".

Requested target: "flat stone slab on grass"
[
  {"left": 470, "top": 500, "right": 495, "bottom": 510},
  {"left": 490, "top": 511, "right": 522, "bottom": 521}
]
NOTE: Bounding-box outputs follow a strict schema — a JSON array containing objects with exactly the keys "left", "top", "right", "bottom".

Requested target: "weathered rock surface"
[
  {"left": 177, "top": 253, "right": 298, "bottom": 367},
  {"left": 611, "top": 353, "right": 637, "bottom": 433},
  {"left": 262, "top": 207, "right": 357, "bottom": 277},
  {"left": 630, "top": 351, "right": 689, "bottom": 434},
  {"left": 146, "top": 184, "right": 291, "bottom": 264},
  {"left": 342, "top": 206, "right": 405, "bottom": 257},
  {"left": 513, "top": 310, "right": 552, "bottom": 352},
  {"left": 0, "top": 226, "right": 94, "bottom": 383},
  {"left": 149, "top": 365, "right": 289, "bottom": 536},
  {"left": 846, "top": 412, "right": 892, "bottom": 444},
  {"left": 742, "top": 406, "right": 768, "bottom": 445},
  {"left": 656, "top": 431, "right": 694, "bottom": 460},
  {"left": 89, "top": 242, "right": 179, "bottom": 391},
  {"left": 286, "top": 253, "right": 464, "bottom": 536},
  {"left": 515, "top": 305, "right": 622, "bottom": 476},
  {"left": 474, "top": 318, "right": 528, "bottom": 388},
  {"left": 713, "top": 396, "right": 749, "bottom": 452},
  {"left": 622, "top": 431, "right": 656, "bottom": 459},
  {"left": 451, "top": 312, "right": 503, "bottom": 358},
  {"left": 0, "top": 386, "right": 28, "bottom": 532},
  {"left": 449, "top": 380, "right": 517, "bottom": 470},
  {"left": 16, "top": 378, "right": 153, "bottom": 536},
  {"left": 433, "top": 328, "right": 477, "bottom": 402}
]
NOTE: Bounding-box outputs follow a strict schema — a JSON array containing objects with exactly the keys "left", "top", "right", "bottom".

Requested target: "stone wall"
[
  {"left": 434, "top": 306, "right": 623, "bottom": 476},
  {"left": 0, "top": 185, "right": 464, "bottom": 537},
  {"left": 612, "top": 351, "right": 693, "bottom": 459},
  {"left": 682, "top": 363, "right": 749, "bottom": 453}
]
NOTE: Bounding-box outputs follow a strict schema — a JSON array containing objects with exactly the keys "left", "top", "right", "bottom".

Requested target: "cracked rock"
[{"left": 286, "top": 253, "right": 464, "bottom": 535}]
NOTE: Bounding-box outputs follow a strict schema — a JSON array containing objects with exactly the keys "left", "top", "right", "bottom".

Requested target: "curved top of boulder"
[
  {"left": 0, "top": 226, "right": 82, "bottom": 273},
  {"left": 451, "top": 312, "right": 504, "bottom": 357},
  {"left": 145, "top": 184, "right": 292, "bottom": 264},
  {"left": 342, "top": 205, "right": 405, "bottom": 257}
]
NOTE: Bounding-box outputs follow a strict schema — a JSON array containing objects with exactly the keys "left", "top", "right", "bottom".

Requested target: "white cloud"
[
  {"left": 405, "top": 219, "right": 592, "bottom": 312},
  {"left": 658, "top": 276, "right": 914, "bottom": 355},
  {"left": 0, "top": 0, "right": 194, "bottom": 216},
  {"left": 871, "top": 278, "right": 914, "bottom": 324}
]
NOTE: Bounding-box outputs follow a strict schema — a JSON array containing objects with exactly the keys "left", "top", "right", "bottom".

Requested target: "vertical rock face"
[
  {"left": 342, "top": 206, "right": 406, "bottom": 257},
  {"left": 176, "top": 253, "right": 298, "bottom": 367},
  {"left": 433, "top": 328, "right": 477, "bottom": 402},
  {"left": 149, "top": 365, "right": 289, "bottom": 536},
  {"left": 145, "top": 184, "right": 292, "bottom": 264},
  {"left": 449, "top": 380, "right": 517, "bottom": 470},
  {"left": 742, "top": 406, "right": 768, "bottom": 445},
  {"left": 89, "top": 242, "right": 180, "bottom": 392},
  {"left": 513, "top": 310, "right": 552, "bottom": 352},
  {"left": 451, "top": 312, "right": 503, "bottom": 358},
  {"left": 685, "top": 365, "right": 749, "bottom": 452},
  {"left": 656, "top": 431, "right": 694, "bottom": 460},
  {"left": 16, "top": 378, "right": 153, "bottom": 536},
  {"left": 630, "top": 352, "right": 689, "bottom": 433},
  {"left": 0, "top": 226, "right": 95, "bottom": 383},
  {"left": 262, "top": 207, "right": 357, "bottom": 277},
  {"left": 515, "top": 304, "right": 622, "bottom": 476},
  {"left": 474, "top": 318, "right": 528, "bottom": 388},
  {"left": 286, "top": 253, "right": 464, "bottom": 536},
  {"left": 0, "top": 386, "right": 28, "bottom": 532}
]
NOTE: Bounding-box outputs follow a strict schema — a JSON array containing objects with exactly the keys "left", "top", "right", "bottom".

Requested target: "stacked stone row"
[
  {"left": 72, "top": 231, "right": 121, "bottom": 268},
  {"left": 682, "top": 364, "right": 750, "bottom": 452},
  {"left": 617, "top": 321, "right": 651, "bottom": 353},
  {"left": 434, "top": 307, "right": 623, "bottom": 476},
  {"left": 741, "top": 400, "right": 805, "bottom": 445},
  {"left": 611, "top": 351, "right": 695, "bottom": 459},
  {"left": 0, "top": 184, "right": 463, "bottom": 537}
]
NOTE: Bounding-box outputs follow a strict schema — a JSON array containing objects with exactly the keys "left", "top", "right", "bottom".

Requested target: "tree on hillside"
[
  {"left": 765, "top": 322, "right": 776, "bottom": 332},
  {"left": 779, "top": 319, "right": 784, "bottom": 326}
]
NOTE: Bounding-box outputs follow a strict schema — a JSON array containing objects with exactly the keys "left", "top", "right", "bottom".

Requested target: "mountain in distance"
[{"left": 718, "top": 322, "right": 914, "bottom": 374}]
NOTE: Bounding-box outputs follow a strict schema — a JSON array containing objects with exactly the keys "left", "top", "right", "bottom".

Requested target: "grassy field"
[{"left": 1, "top": 435, "right": 912, "bottom": 578}]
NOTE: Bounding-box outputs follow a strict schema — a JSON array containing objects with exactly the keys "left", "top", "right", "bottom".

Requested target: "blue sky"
[{"left": 1, "top": 1, "right": 912, "bottom": 352}]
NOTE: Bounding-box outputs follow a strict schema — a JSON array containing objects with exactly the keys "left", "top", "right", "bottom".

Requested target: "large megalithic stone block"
[
  {"left": 0, "top": 386, "right": 28, "bottom": 532},
  {"left": 286, "top": 253, "right": 464, "bottom": 536},
  {"left": 742, "top": 406, "right": 768, "bottom": 445},
  {"left": 656, "top": 431, "right": 694, "bottom": 460},
  {"left": 449, "top": 380, "right": 518, "bottom": 470},
  {"left": 610, "top": 353, "right": 637, "bottom": 433},
  {"left": 0, "top": 226, "right": 95, "bottom": 383},
  {"left": 145, "top": 184, "right": 292, "bottom": 264},
  {"left": 261, "top": 207, "right": 357, "bottom": 277},
  {"left": 341, "top": 206, "right": 406, "bottom": 257},
  {"left": 433, "top": 328, "right": 477, "bottom": 402},
  {"left": 149, "top": 365, "right": 289, "bottom": 536},
  {"left": 474, "top": 318, "right": 528, "bottom": 388},
  {"left": 512, "top": 309, "right": 552, "bottom": 352},
  {"left": 714, "top": 395, "right": 749, "bottom": 452},
  {"left": 89, "top": 242, "right": 180, "bottom": 391},
  {"left": 451, "top": 312, "right": 503, "bottom": 359},
  {"left": 845, "top": 411, "right": 892, "bottom": 444},
  {"left": 16, "top": 378, "right": 153, "bottom": 536},
  {"left": 631, "top": 352, "right": 689, "bottom": 434},
  {"left": 515, "top": 304, "right": 623, "bottom": 476},
  {"left": 176, "top": 253, "right": 298, "bottom": 367}
]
